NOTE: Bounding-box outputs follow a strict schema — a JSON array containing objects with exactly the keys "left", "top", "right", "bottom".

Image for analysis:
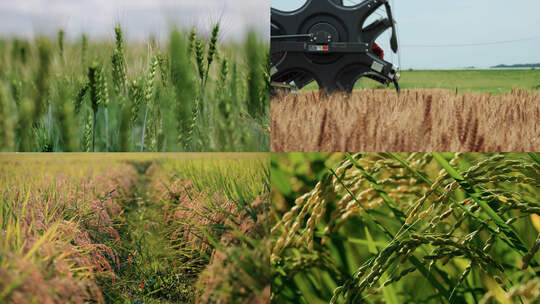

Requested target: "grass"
[
  {"left": 271, "top": 152, "right": 540, "bottom": 304},
  {"left": 0, "top": 153, "right": 270, "bottom": 303},
  {"left": 0, "top": 24, "right": 269, "bottom": 152},
  {"left": 271, "top": 89, "right": 539, "bottom": 152},
  {"left": 301, "top": 69, "right": 540, "bottom": 94}
]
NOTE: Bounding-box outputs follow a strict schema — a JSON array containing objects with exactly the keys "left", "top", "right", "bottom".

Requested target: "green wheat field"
[{"left": 0, "top": 25, "right": 269, "bottom": 152}]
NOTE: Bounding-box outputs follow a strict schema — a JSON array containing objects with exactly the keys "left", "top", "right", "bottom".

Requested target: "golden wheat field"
[{"left": 271, "top": 89, "right": 539, "bottom": 152}]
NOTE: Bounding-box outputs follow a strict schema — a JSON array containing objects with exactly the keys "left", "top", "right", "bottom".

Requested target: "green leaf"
[
  {"left": 363, "top": 226, "right": 378, "bottom": 255},
  {"left": 365, "top": 226, "right": 398, "bottom": 304},
  {"left": 270, "top": 166, "right": 292, "bottom": 196}
]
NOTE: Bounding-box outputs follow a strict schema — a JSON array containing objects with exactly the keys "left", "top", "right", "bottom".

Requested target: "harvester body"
[{"left": 271, "top": 0, "right": 400, "bottom": 93}]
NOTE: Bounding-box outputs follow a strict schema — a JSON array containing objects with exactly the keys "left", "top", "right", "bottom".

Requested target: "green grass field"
[{"left": 303, "top": 69, "right": 540, "bottom": 94}]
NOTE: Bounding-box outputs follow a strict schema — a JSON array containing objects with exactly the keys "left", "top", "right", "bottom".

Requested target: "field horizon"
[{"left": 300, "top": 69, "right": 540, "bottom": 94}]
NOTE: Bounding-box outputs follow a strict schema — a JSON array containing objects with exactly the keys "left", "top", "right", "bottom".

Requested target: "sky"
[
  {"left": 272, "top": 0, "right": 540, "bottom": 69},
  {"left": 0, "top": 0, "right": 269, "bottom": 42},
  {"left": 1, "top": 0, "right": 539, "bottom": 68}
]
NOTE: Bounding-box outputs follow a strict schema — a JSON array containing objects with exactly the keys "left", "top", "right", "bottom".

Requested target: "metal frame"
[{"left": 271, "top": 0, "right": 400, "bottom": 93}]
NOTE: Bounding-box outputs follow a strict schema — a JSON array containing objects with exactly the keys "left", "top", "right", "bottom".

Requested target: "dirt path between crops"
[{"left": 100, "top": 162, "right": 200, "bottom": 303}]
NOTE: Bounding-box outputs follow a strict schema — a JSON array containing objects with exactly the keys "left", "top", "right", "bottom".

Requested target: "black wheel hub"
[{"left": 271, "top": 0, "right": 400, "bottom": 93}]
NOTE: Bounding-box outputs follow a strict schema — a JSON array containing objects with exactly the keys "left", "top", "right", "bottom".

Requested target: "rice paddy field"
[
  {"left": 271, "top": 89, "right": 540, "bottom": 152},
  {"left": 271, "top": 152, "right": 540, "bottom": 304},
  {"left": 0, "top": 153, "right": 270, "bottom": 303},
  {"left": 0, "top": 25, "right": 269, "bottom": 152}
]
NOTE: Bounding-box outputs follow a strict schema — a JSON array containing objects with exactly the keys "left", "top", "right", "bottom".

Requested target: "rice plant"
[
  {"left": 0, "top": 24, "right": 269, "bottom": 152},
  {"left": 0, "top": 153, "right": 270, "bottom": 303},
  {"left": 271, "top": 152, "right": 540, "bottom": 303},
  {"left": 0, "top": 157, "right": 136, "bottom": 303}
]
